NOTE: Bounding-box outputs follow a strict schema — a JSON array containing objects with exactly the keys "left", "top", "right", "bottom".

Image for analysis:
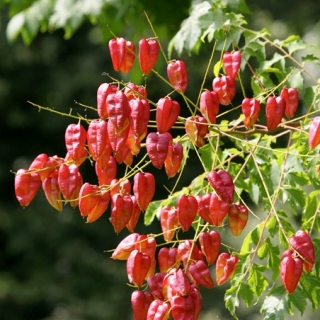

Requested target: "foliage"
[{"left": 11, "top": 0, "right": 320, "bottom": 319}]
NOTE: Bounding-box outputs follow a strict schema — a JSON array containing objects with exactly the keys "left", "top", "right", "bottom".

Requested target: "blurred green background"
[{"left": 1, "top": 0, "right": 320, "bottom": 319}]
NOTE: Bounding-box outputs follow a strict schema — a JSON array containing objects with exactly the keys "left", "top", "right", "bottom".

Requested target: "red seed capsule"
[
  {"left": 167, "top": 60, "right": 188, "bottom": 93},
  {"left": 138, "top": 38, "right": 159, "bottom": 75}
]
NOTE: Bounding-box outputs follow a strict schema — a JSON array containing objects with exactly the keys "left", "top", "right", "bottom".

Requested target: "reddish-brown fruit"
[
  {"left": 131, "top": 290, "right": 154, "bottom": 320},
  {"left": 188, "top": 260, "right": 214, "bottom": 288},
  {"left": 209, "top": 193, "right": 229, "bottom": 226},
  {"left": 133, "top": 172, "right": 155, "bottom": 211},
  {"left": 146, "top": 132, "right": 171, "bottom": 169},
  {"left": 281, "top": 87, "right": 299, "bottom": 118},
  {"left": 164, "top": 142, "right": 183, "bottom": 178},
  {"left": 196, "top": 193, "right": 212, "bottom": 224},
  {"left": 216, "top": 252, "right": 238, "bottom": 285},
  {"left": 177, "top": 195, "right": 198, "bottom": 232},
  {"left": 199, "top": 231, "right": 221, "bottom": 265},
  {"left": 223, "top": 51, "right": 241, "bottom": 79},
  {"left": 185, "top": 115, "right": 208, "bottom": 147},
  {"left": 138, "top": 38, "right": 159, "bottom": 75},
  {"left": 78, "top": 183, "right": 99, "bottom": 217},
  {"left": 266, "top": 96, "right": 285, "bottom": 131},
  {"left": 228, "top": 202, "right": 249, "bottom": 236},
  {"left": 212, "top": 75, "right": 236, "bottom": 106},
  {"left": 159, "top": 206, "right": 178, "bottom": 242},
  {"left": 112, "top": 233, "right": 140, "bottom": 260},
  {"left": 15, "top": 169, "right": 41, "bottom": 207},
  {"left": 241, "top": 98, "right": 261, "bottom": 128},
  {"left": 208, "top": 170, "right": 234, "bottom": 204},
  {"left": 97, "top": 82, "right": 118, "bottom": 120},
  {"left": 42, "top": 169, "right": 63, "bottom": 211},
  {"left": 199, "top": 90, "right": 220, "bottom": 124},
  {"left": 126, "top": 196, "right": 142, "bottom": 233},
  {"left": 156, "top": 97, "right": 180, "bottom": 133},
  {"left": 65, "top": 123, "right": 87, "bottom": 162},
  {"left": 108, "top": 37, "right": 135, "bottom": 73},
  {"left": 127, "top": 249, "right": 151, "bottom": 286},
  {"left": 110, "top": 193, "right": 133, "bottom": 233},
  {"left": 309, "top": 116, "right": 320, "bottom": 149},
  {"left": 167, "top": 60, "right": 188, "bottom": 93},
  {"left": 280, "top": 251, "right": 303, "bottom": 294},
  {"left": 158, "top": 247, "right": 180, "bottom": 273},
  {"left": 95, "top": 155, "right": 117, "bottom": 186}
]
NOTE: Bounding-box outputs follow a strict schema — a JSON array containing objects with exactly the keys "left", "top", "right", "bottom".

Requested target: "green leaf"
[
  {"left": 303, "top": 86, "right": 318, "bottom": 111},
  {"left": 278, "top": 187, "right": 306, "bottom": 211},
  {"left": 287, "top": 287, "right": 307, "bottom": 315},
  {"left": 144, "top": 199, "right": 162, "bottom": 225},
  {"left": 287, "top": 68, "right": 304, "bottom": 92},
  {"left": 213, "top": 60, "right": 223, "bottom": 77},
  {"left": 239, "top": 282, "right": 254, "bottom": 307},
  {"left": 198, "top": 144, "right": 213, "bottom": 171},
  {"left": 6, "top": 12, "right": 25, "bottom": 43},
  {"left": 248, "top": 264, "right": 268, "bottom": 297},
  {"left": 241, "top": 225, "right": 261, "bottom": 253},
  {"left": 257, "top": 238, "right": 280, "bottom": 281},
  {"left": 261, "top": 286, "right": 288, "bottom": 320},
  {"left": 248, "top": 180, "right": 260, "bottom": 205},
  {"left": 299, "top": 272, "right": 320, "bottom": 310},
  {"left": 225, "top": 285, "right": 240, "bottom": 319}
]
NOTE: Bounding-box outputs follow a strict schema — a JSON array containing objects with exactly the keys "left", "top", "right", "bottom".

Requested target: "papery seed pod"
[
  {"left": 266, "top": 96, "right": 285, "bottom": 131},
  {"left": 131, "top": 290, "right": 153, "bottom": 320},
  {"left": 133, "top": 172, "right": 155, "bottom": 211},
  {"left": 163, "top": 268, "right": 191, "bottom": 298},
  {"left": 196, "top": 193, "right": 212, "bottom": 224},
  {"left": 289, "top": 230, "right": 315, "bottom": 265},
  {"left": 280, "top": 252, "right": 303, "bottom": 294},
  {"left": 65, "top": 148, "right": 88, "bottom": 167},
  {"left": 28, "top": 153, "right": 49, "bottom": 180},
  {"left": 124, "top": 82, "right": 148, "bottom": 101},
  {"left": 65, "top": 123, "right": 87, "bottom": 162},
  {"left": 281, "top": 87, "right": 299, "bottom": 118},
  {"left": 177, "top": 194, "right": 198, "bottom": 232},
  {"left": 160, "top": 206, "right": 178, "bottom": 242},
  {"left": 97, "top": 82, "right": 118, "bottom": 120},
  {"left": 146, "top": 132, "right": 171, "bottom": 169},
  {"left": 156, "top": 97, "right": 180, "bottom": 133},
  {"left": 42, "top": 169, "right": 63, "bottom": 211},
  {"left": 146, "top": 300, "right": 170, "bottom": 320},
  {"left": 177, "top": 240, "right": 200, "bottom": 266},
  {"left": 126, "top": 195, "right": 141, "bottom": 233},
  {"left": 208, "top": 170, "right": 234, "bottom": 204},
  {"left": 223, "top": 51, "right": 241, "bottom": 79},
  {"left": 14, "top": 169, "right": 41, "bottom": 207},
  {"left": 212, "top": 75, "right": 236, "bottom": 106},
  {"left": 215, "top": 252, "right": 238, "bottom": 285},
  {"left": 171, "top": 295, "right": 195, "bottom": 320},
  {"left": 110, "top": 193, "right": 133, "bottom": 233},
  {"left": 112, "top": 233, "right": 140, "bottom": 260},
  {"left": 199, "top": 231, "right": 221, "bottom": 265},
  {"left": 228, "top": 202, "right": 248, "bottom": 236},
  {"left": 95, "top": 155, "right": 117, "bottom": 186},
  {"left": 127, "top": 249, "right": 151, "bottom": 286},
  {"left": 108, "top": 37, "right": 135, "bottom": 73},
  {"left": 57, "top": 163, "right": 81, "bottom": 201},
  {"left": 188, "top": 260, "right": 214, "bottom": 288},
  {"left": 308, "top": 116, "right": 320, "bottom": 149},
  {"left": 158, "top": 247, "right": 180, "bottom": 273},
  {"left": 199, "top": 90, "right": 219, "bottom": 124},
  {"left": 209, "top": 193, "right": 229, "bottom": 226},
  {"left": 138, "top": 38, "right": 159, "bottom": 75},
  {"left": 78, "top": 183, "right": 99, "bottom": 217},
  {"left": 164, "top": 142, "right": 183, "bottom": 178},
  {"left": 185, "top": 115, "right": 208, "bottom": 148},
  {"left": 241, "top": 98, "right": 261, "bottom": 128},
  {"left": 167, "top": 60, "right": 188, "bottom": 93},
  {"left": 86, "top": 189, "right": 110, "bottom": 223},
  {"left": 147, "top": 272, "right": 166, "bottom": 300},
  {"left": 129, "top": 97, "right": 150, "bottom": 139},
  {"left": 87, "top": 119, "right": 109, "bottom": 161}
]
